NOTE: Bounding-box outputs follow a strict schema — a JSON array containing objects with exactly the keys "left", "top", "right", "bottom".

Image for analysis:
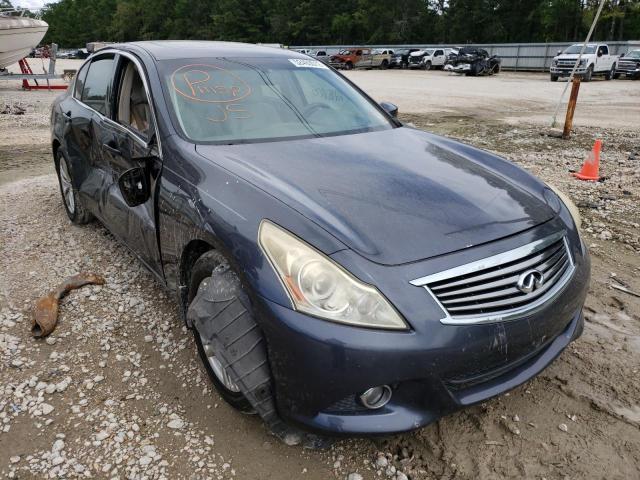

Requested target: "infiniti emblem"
[{"left": 517, "top": 269, "right": 544, "bottom": 294}]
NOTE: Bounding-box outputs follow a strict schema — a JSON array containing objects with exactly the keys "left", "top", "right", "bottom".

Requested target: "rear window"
[
  {"left": 564, "top": 45, "right": 597, "bottom": 55},
  {"left": 82, "top": 56, "right": 115, "bottom": 115},
  {"left": 159, "top": 57, "right": 393, "bottom": 144}
]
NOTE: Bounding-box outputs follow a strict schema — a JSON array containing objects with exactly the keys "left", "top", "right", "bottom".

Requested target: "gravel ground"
[{"left": 1, "top": 69, "right": 639, "bottom": 479}]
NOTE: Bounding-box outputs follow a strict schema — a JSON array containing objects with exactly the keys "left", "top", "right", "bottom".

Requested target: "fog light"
[{"left": 359, "top": 385, "right": 392, "bottom": 409}]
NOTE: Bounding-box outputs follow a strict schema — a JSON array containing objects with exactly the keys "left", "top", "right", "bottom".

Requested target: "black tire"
[
  {"left": 423, "top": 61, "right": 432, "bottom": 71},
  {"left": 605, "top": 64, "right": 616, "bottom": 80},
  {"left": 345, "top": 61, "right": 353, "bottom": 70},
  {"left": 492, "top": 63, "right": 501, "bottom": 75},
  {"left": 380, "top": 59, "right": 388, "bottom": 69},
  {"left": 550, "top": 74, "right": 559, "bottom": 82},
  {"left": 188, "top": 251, "right": 254, "bottom": 413},
  {"left": 55, "top": 151, "right": 93, "bottom": 224},
  {"left": 583, "top": 65, "right": 593, "bottom": 82},
  {"left": 613, "top": 73, "right": 621, "bottom": 79}
]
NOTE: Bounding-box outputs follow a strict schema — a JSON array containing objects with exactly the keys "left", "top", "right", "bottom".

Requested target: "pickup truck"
[
  {"left": 550, "top": 43, "right": 618, "bottom": 82},
  {"left": 329, "top": 48, "right": 393, "bottom": 70},
  {"left": 614, "top": 49, "right": 640, "bottom": 79},
  {"left": 408, "top": 48, "right": 450, "bottom": 70}
]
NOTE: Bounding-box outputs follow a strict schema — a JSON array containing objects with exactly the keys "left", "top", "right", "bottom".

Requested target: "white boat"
[{"left": 0, "top": 16, "right": 48, "bottom": 69}]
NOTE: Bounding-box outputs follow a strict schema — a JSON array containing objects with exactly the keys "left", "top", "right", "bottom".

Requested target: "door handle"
[
  {"left": 102, "top": 142, "right": 122, "bottom": 156},
  {"left": 62, "top": 111, "right": 72, "bottom": 122}
]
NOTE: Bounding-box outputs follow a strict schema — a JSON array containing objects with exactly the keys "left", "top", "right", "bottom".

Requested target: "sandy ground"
[
  {"left": 1, "top": 67, "right": 639, "bottom": 479},
  {"left": 344, "top": 68, "right": 640, "bottom": 130}
]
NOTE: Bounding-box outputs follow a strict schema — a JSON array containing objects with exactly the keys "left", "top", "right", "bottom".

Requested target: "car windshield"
[
  {"left": 627, "top": 50, "right": 640, "bottom": 59},
  {"left": 159, "top": 57, "right": 394, "bottom": 144},
  {"left": 564, "top": 45, "right": 597, "bottom": 54}
]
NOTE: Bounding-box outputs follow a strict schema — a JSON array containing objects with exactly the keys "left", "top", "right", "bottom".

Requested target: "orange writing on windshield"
[{"left": 171, "top": 64, "right": 252, "bottom": 103}]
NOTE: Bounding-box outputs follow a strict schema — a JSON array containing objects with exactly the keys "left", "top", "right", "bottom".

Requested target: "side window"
[
  {"left": 435, "top": 50, "right": 444, "bottom": 57},
  {"left": 599, "top": 45, "right": 608, "bottom": 55},
  {"left": 82, "top": 56, "right": 115, "bottom": 116},
  {"left": 116, "top": 59, "right": 153, "bottom": 139},
  {"left": 356, "top": 50, "right": 362, "bottom": 56},
  {"left": 73, "top": 62, "right": 89, "bottom": 100}
]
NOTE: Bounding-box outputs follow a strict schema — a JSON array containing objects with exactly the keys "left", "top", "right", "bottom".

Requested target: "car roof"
[{"left": 111, "top": 40, "right": 310, "bottom": 61}]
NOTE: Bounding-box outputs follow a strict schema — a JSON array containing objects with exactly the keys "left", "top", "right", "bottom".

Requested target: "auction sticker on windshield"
[{"left": 288, "top": 58, "right": 327, "bottom": 69}]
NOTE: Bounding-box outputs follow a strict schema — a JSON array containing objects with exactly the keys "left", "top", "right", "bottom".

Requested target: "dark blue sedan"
[{"left": 50, "top": 41, "right": 590, "bottom": 436}]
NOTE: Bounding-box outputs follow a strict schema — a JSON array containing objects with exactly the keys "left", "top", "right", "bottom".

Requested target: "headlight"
[
  {"left": 546, "top": 184, "right": 582, "bottom": 230},
  {"left": 259, "top": 221, "right": 408, "bottom": 330},
  {"left": 579, "top": 59, "right": 587, "bottom": 66}
]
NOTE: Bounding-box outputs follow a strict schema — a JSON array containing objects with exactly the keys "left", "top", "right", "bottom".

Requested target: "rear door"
[
  {"left": 356, "top": 49, "right": 372, "bottom": 68},
  {"left": 69, "top": 54, "right": 117, "bottom": 214},
  {"left": 58, "top": 61, "right": 93, "bottom": 206},
  {"left": 94, "top": 54, "right": 163, "bottom": 275}
]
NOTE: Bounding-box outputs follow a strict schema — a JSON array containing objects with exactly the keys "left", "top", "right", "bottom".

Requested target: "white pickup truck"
[
  {"left": 408, "top": 48, "right": 451, "bottom": 70},
  {"left": 550, "top": 43, "right": 618, "bottom": 82}
]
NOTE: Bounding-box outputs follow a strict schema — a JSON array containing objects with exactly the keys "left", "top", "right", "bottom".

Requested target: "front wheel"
[
  {"left": 344, "top": 62, "right": 353, "bottom": 70},
  {"left": 423, "top": 61, "right": 432, "bottom": 71},
  {"left": 605, "top": 64, "right": 616, "bottom": 80},
  {"left": 55, "top": 151, "right": 93, "bottom": 224},
  {"left": 550, "top": 74, "right": 559, "bottom": 82},
  {"left": 380, "top": 59, "right": 388, "bottom": 69},
  {"left": 189, "top": 251, "right": 255, "bottom": 413},
  {"left": 583, "top": 65, "right": 593, "bottom": 82}
]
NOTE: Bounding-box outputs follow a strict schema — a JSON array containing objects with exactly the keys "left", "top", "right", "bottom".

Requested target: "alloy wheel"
[
  {"left": 198, "top": 332, "right": 241, "bottom": 393},
  {"left": 59, "top": 159, "right": 75, "bottom": 214}
]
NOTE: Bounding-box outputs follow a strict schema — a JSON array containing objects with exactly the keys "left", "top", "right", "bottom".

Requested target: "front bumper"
[
  {"left": 550, "top": 66, "right": 588, "bottom": 76},
  {"left": 256, "top": 223, "right": 590, "bottom": 435},
  {"left": 615, "top": 67, "right": 640, "bottom": 78},
  {"left": 446, "top": 63, "right": 472, "bottom": 73}
]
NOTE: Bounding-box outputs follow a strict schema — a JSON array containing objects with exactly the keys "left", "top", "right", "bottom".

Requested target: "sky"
[{"left": 14, "top": 0, "right": 48, "bottom": 9}]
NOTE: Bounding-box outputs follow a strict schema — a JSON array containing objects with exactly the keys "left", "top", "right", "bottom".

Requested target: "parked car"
[
  {"left": 329, "top": 48, "right": 391, "bottom": 70},
  {"left": 389, "top": 48, "right": 419, "bottom": 68},
  {"left": 550, "top": 43, "right": 618, "bottom": 82},
  {"left": 51, "top": 41, "right": 589, "bottom": 436},
  {"left": 371, "top": 48, "right": 394, "bottom": 69},
  {"left": 614, "top": 49, "right": 640, "bottom": 79},
  {"left": 445, "top": 47, "right": 501, "bottom": 75},
  {"left": 408, "top": 48, "right": 450, "bottom": 70},
  {"left": 311, "top": 49, "right": 330, "bottom": 63}
]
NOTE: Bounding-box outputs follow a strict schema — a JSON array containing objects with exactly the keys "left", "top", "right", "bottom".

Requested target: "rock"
[
  {"left": 396, "top": 473, "right": 408, "bottom": 480},
  {"left": 599, "top": 230, "right": 613, "bottom": 240},
  {"left": 167, "top": 419, "right": 184, "bottom": 430},
  {"left": 347, "top": 474, "right": 363, "bottom": 480},
  {"left": 10, "top": 456, "right": 20, "bottom": 464},
  {"left": 558, "top": 423, "right": 568, "bottom": 432},
  {"left": 376, "top": 455, "right": 388, "bottom": 468},
  {"left": 41, "top": 403, "right": 54, "bottom": 415}
]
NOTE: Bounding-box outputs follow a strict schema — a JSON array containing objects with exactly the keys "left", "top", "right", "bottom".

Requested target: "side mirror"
[
  {"left": 118, "top": 167, "right": 150, "bottom": 207},
  {"left": 380, "top": 101, "right": 398, "bottom": 118},
  {"left": 620, "top": 52, "right": 625, "bottom": 58},
  {"left": 557, "top": 50, "right": 562, "bottom": 56}
]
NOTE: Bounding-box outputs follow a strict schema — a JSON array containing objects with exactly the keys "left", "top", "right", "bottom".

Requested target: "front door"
[
  {"left": 94, "top": 55, "right": 163, "bottom": 276},
  {"left": 356, "top": 49, "right": 372, "bottom": 68}
]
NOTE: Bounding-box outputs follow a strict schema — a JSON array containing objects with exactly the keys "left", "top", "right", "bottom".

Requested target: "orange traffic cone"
[{"left": 572, "top": 139, "right": 602, "bottom": 181}]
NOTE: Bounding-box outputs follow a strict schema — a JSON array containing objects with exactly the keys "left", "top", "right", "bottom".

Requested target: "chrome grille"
[
  {"left": 411, "top": 232, "right": 575, "bottom": 325},
  {"left": 617, "top": 60, "right": 639, "bottom": 72}
]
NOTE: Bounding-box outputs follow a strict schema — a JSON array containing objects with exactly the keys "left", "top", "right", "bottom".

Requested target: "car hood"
[{"left": 195, "top": 127, "right": 555, "bottom": 266}]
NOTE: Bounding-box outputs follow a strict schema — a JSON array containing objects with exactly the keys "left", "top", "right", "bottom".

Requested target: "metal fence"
[{"left": 290, "top": 41, "right": 640, "bottom": 71}]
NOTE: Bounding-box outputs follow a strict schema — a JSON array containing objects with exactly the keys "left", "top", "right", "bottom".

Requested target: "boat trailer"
[{"left": 0, "top": 43, "right": 72, "bottom": 91}]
